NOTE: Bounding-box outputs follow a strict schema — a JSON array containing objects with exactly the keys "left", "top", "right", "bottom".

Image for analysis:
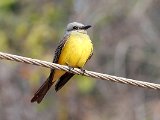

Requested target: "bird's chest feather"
[{"left": 58, "top": 33, "right": 93, "bottom": 67}]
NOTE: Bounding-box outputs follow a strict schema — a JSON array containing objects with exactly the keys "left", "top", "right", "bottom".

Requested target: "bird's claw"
[
  {"left": 66, "top": 62, "right": 74, "bottom": 71},
  {"left": 68, "top": 66, "right": 74, "bottom": 71},
  {"left": 78, "top": 67, "right": 86, "bottom": 75}
]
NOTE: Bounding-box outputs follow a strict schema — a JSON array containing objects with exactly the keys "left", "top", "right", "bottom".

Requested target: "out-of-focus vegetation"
[{"left": 0, "top": 0, "right": 160, "bottom": 120}]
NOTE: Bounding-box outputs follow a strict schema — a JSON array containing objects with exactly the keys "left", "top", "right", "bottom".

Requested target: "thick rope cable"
[{"left": 0, "top": 51, "right": 160, "bottom": 90}]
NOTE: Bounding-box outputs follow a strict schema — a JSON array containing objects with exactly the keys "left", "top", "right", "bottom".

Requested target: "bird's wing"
[
  {"left": 53, "top": 35, "right": 69, "bottom": 63},
  {"left": 48, "top": 34, "right": 70, "bottom": 80},
  {"left": 88, "top": 49, "right": 93, "bottom": 60},
  {"left": 55, "top": 72, "right": 74, "bottom": 91},
  {"left": 52, "top": 34, "right": 75, "bottom": 91},
  {"left": 86, "top": 45, "right": 93, "bottom": 63}
]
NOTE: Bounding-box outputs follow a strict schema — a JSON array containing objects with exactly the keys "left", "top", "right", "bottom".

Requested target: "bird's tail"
[{"left": 31, "top": 72, "right": 54, "bottom": 103}]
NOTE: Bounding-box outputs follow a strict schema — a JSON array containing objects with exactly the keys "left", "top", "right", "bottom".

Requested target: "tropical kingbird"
[{"left": 31, "top": 22, "right": 93, "bottom": 103}]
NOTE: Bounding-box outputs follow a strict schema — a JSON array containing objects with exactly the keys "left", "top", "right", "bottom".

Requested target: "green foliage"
[
  {"left": 0, "top": 0, "right": 17, "bottom": 10},
  {"left": 77, "top": 76, "right": 95, "bottom": 93},
  {"left": 25, "top": 24, "right": 55, "bottom": 57},
  {"left": 0, "top": 30, "right": 9, "bottom": 51},
  {"left": 0, "top": 0, "right": 72, "bottom": 54},
  {"left": 0, "top": 0, "right": 73, "bottom": 94}
]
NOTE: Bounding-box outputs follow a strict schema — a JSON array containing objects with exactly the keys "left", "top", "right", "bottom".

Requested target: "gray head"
[{"left": 66, "top": 22, "right": 91, "bottom": 33}]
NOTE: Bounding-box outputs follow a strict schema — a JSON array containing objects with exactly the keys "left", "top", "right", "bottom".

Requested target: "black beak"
[{"left": 81, "top": 25, "right": 92, "bottom": 30}]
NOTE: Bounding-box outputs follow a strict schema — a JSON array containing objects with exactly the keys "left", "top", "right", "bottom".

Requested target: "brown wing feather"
[
  {"left": 53, "top": 35, "right": 70, "bottom": 63},
  {"left": 55, "top": 73, "right": 74, "bottom": 92},
  {"left": 86, "top": 46, "right": 93, "bottom": 63},
  {"left": 31, "top": 34, "right": 70, "bottom": 103}
]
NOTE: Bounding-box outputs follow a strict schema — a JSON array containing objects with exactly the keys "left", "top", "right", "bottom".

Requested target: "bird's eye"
[{"left": 73, "top": 26, "right": 78, "bottom": 30}]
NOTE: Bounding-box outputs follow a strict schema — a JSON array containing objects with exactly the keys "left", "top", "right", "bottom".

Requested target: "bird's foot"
[
  {"left": 66, "top": 63, "right": 74, "bottom": 72},
  {"left": 78, "top": 67, "right": 86, "bottom": 75},
  {"left": 68, "top": 66, "right": 74, "bottom": 71}
]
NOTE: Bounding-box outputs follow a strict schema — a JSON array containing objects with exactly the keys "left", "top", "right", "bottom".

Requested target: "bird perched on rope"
[{"left": 31, "top": 22, "right": 93, "bottom": 103}]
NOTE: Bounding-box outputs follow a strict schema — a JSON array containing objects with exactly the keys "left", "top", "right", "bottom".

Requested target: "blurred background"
[{"left": 0, "top": 0, "right": 160, "bottom": 120}]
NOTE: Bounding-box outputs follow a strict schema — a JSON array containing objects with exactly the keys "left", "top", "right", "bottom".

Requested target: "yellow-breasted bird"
[{"left": 31, "top": 22, "right": 93, "bottom": 103}]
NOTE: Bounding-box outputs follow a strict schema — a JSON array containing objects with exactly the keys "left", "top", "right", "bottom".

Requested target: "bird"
[{"left": 31, "top": 22, "right": 93, "bottom": 103}]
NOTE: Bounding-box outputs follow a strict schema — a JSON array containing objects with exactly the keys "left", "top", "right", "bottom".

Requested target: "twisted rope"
[{"left": 0, "top": 51, "right": 160, "bottom": 90}]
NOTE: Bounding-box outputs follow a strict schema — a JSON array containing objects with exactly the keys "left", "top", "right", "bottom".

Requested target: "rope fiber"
[{"left": 0, "top": 51, "right": 160, "bottom": 90}]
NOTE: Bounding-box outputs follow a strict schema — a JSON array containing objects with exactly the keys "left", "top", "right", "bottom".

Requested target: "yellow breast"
[
  {"left": 58, "top": 31, "right": 93, "bottom": 68},
  {"left": 52, "top": 31, "right": 93, "bottom": 82}
]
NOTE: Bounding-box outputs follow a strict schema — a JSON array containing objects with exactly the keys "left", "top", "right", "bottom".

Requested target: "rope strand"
[{"left": 0, "top": 51, "right": 160, "bottom": 90}]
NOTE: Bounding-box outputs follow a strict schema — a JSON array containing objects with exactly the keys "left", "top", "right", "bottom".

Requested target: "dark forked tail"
[{"left": 31, "top": 71, "right": 54, "bottom": 103}]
